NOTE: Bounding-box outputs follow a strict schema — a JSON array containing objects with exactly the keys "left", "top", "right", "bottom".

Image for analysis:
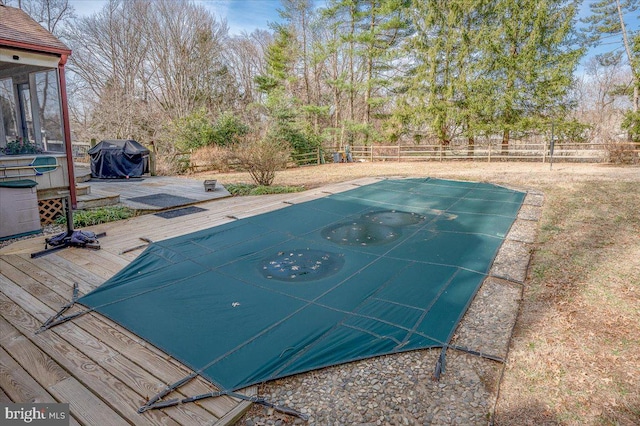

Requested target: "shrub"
[
  {"left": 605, "top": 141, "right": 639, "bottom": 165},
  {"left": 232, "top": 134, "right": 291, "bottom": 186},
  {"left": 621, "top": 110, "right": 640, "bottom": 143},
  {"left": 225, "top": 183, "right": 304, "bottom": 196},
  {"left": 55, "top": 206, "right": 135, "bottom": 228},
  {"left": 171, "top": 109, "right": 250, "bottom": 152},
  {"left": 172, "top": 108, "right": 215, "bottom": 151},
  {"left": 210, "top": 112, "right": 250, "bottom": 147},
  {"left": 190, "top": 145, "right": 232, "bottom": 172}
]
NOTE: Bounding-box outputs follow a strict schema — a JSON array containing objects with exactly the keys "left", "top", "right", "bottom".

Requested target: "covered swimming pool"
[{"left": 44, "top": 177, "right": 526, "bottom": 413}]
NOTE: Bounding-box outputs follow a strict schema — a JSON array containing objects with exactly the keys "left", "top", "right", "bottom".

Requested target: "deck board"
[
  {"left": 0, "top": 345, "right": 57, "bottom": 404},
  {"left": 0, "top": 178, "right": 381, "bottom": 424},
  {"left": 0, "top": 387, "right": 12, "bottom": 402},
  {"left": 50, "top": 377, "right": 127, "bottom": 426},
  {"left": 0, "top": 293, "right": 180, "bottom": 426}
]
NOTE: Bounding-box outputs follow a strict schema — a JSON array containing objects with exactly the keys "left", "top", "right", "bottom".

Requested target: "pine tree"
[
  {"left": 399, "top": 0, "right": 488, "bottom": 146},
  {"left": 322, "top": 0, "right": 411, "bottom": 145},
  {"left": 484, "top": 0, "right": 583, "bottom": 153}
]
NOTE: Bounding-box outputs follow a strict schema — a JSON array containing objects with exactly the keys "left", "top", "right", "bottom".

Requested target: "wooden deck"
[
  {"left": 0, "top": 178, "right": 380, "bottom": 425},
  {"left": 82, "top": 175, "right": 232, "bottom": 211}
]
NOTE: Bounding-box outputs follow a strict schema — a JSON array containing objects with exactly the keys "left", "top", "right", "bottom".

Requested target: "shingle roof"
[{"left": 0, "top": 4, "right": 70, "bottom": 55}]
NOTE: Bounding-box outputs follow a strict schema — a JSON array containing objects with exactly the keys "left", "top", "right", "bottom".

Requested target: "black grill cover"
[{"left": 88, "top": 139, "right": 150, "bottom": 179}]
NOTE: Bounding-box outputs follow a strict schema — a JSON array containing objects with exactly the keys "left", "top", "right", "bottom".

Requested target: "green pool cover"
[{"left": 77, "top": 178, "right": 525, "bottom": 394}]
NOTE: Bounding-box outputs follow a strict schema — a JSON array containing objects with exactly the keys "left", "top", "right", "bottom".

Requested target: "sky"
[
  {"left": 69, "top": 0, "right": 283, "bottom": 35},
  {"left": 68, "top": 0, "right": 638, "bottom": 67}
]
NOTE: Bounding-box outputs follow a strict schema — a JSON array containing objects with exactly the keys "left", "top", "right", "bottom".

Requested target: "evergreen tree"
[
  {"left": 399, "top": 0, "right": 490, "bottom": 146},
  {"left": 322, "top": 0, "right": 412, "bottom": 145},
  {"left": 483, "top": 0, "right": 583, "bottom": 153},
  {"left": 358, "top": 0, "right": 412, "bottom": 142},
  {"left": 255, "top": 24, "right": 318, "bottom": 155}
]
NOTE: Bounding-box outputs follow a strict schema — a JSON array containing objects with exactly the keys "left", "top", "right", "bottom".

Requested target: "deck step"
[
  {"left": 76, "top": 184, "right": 91, "bottom": 196},
  {"left": 74, "top": 164, "right": 92, "bottom": 183},
  {"left": 76, "top": 190, "right": 120, "bottom": 209}
]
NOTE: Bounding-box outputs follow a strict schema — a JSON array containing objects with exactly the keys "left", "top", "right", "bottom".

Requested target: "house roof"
[{"left": 0, "top": 4, "right": 71, "bottom": 56}]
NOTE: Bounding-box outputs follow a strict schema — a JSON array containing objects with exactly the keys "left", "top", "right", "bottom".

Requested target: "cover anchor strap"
[
  {"left": 432, "top": 346, "right": 447, "bottom": 381},
  {"left": 37, "top": 283, "right": 82, "bottom": 334},
  {"left": 138, "top": 373, "right": 309, "bottom": 421}
]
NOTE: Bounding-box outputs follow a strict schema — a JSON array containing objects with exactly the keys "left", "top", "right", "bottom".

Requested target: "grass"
[
  {"left": 55, "top": 206, "right": 136, "bottom": 228},
  {"left": 494, "top": 181, "right": 640, "bottom": 425}
]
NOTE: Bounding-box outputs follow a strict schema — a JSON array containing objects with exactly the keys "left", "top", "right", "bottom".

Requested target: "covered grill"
[{"left": 88, "top": 139, "right": 150, "bottom": 179}]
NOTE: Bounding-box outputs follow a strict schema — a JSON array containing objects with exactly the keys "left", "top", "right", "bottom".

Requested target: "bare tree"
[
  {"left": 144, "top": 0, "right": 232, "bottom": 120},
  {"left": 225, "top": 30, "right": 272, "bottom": 115},
  {"left": 573, "top": 53, "right": 632, "bottom": 141},
  {"left": 9, "top": 0, "right": 74, "bottom": 34},
  {"left": 65, "top": 0, "right": 151, "bottom": 140}
]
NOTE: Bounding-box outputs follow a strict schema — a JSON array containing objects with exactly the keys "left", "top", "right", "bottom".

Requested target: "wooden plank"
[
  {"left": 0, "top": 313, "right": 21, "bottom": 344},
  {"left": 1, "top": 269, "right": 224, "bottom": 422},
  {"left": 4, "top": 335, "right": 69, "bottom": 389},
  {"left": 82, "top": 247, "right": 130, "bottom": 269},
  {"left": 58, "top": 329, "right": 215, "bottom": 425},
  {"left": 0, "top": 272, "right": 216, "bottom": 425},
  {"left": 14, "top": 249, "right": 236, "bottom": 418},
  {"left": 0, "top": 273, "right": 52, "bottom": 324},
  {"left": 212, "top": 395, "right": 254, "bottom": 426},
  {"left": 212, "top": 401, "right": 252, "bottom": 426},
  {"left": 0, "top": 292, "right": 179, "bottom": 425},
  {"left": 0, "top": 346, "right": 57, "bottom": 404},
  {"left": 2, "top": 254, "right": 72, "bottom": 300},
  {"left": 77, "top": 314, "right": 235, "bottom": 418},
  {"left": 32, "top": 254, "right": 104, "bottom": 291},
  {"left": 49, "top": 377, "right": 130, "bottom": 426},
  {"left": 55, "top": 249, "right": 122, "bottom": 280},
  {"left": 0, "top": 386, "right": 12, "bottom": 402},
  {"left": 0, "top": 259, "right": 71, "bottom": 319},
  {"left": 0, "top": 318, "right": 110, "bottom": 426},
  {"left": 68, "top": 413, "right": 83, "bottom": 426}
]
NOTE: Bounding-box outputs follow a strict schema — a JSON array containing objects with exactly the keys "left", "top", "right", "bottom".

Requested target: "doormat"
[
  {"left": 128, "top": 193, "right": 197, "bottom": 208},
  {"left": 154, "top": 206, "right": 207, "bottom": 219}
]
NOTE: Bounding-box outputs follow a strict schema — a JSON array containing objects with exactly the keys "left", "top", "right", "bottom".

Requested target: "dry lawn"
[{"left": 194, "top": 162, "right": 640, "bottom": 425}]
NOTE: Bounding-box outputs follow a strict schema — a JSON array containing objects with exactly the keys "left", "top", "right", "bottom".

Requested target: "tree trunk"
[
  {"left": 468, "top": 136, "right": 475, "bottom": 157},
  {"left": 363, "top": 5, "right": 375, "bottom": 143},
  {"left": 349, "top": 3, "right": 355, "bottom": 124},
  {"left": 502, "top": 129, "right": 510, "bottom": 156}
]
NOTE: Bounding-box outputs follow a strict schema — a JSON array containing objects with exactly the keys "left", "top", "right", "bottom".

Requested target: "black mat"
[
  {"left": 128, "top": 193, "right": 197, "bottom": 208},
  {"left": 154, "top": 206, "right": 207, "bottom": 219}
]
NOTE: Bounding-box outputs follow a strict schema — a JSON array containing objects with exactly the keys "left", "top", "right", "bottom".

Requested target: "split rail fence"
[
  {"left": 72, "top": 141, "right": 640, "bottom": 172},
  {"left": 347, "top": 141, "right": 639, "bottom": 164}
]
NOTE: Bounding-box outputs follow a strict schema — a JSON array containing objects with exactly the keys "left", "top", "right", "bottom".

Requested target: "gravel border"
[
  {"left": 0, "top": 223, "right": 64, "bottom": 250},
  {"left": 237, "top": 189, "right": 543, "bottom": 425}
]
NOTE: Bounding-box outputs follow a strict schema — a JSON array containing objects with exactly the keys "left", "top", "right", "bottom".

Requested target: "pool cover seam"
[
  {"left": 66, "top": 178, "right": 526, "bottom": 393},
  {"left": 165, "top": 196, "right": 463, "bottom": 382},
  {"left": 176, "top": 185, "right": 483, "bottom": 384},
  {"left": 84, "top": 181, "right": 496, "bottom": 346}
]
